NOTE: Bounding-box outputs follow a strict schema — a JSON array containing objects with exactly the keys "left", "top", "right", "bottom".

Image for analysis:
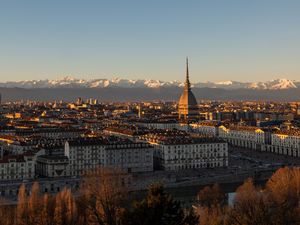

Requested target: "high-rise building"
[
  {"left": 178, "top": 58, "right": 198, "bottom": 120},
  {"left": 296, "top": 105, "right": 300, "bottom": 115}
]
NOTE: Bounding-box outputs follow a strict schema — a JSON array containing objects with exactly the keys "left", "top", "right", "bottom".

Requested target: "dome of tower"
[{"left": 179, "top": 89, "right": 198, "bottom": 107}]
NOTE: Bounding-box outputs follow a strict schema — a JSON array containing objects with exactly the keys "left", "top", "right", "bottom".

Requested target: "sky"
[{"left": 0, "top": 0, "right": 300, "bottom": 83}]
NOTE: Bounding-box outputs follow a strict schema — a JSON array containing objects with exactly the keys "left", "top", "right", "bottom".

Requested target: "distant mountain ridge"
[
  {"left": 1, "top": 77, "right": 299, "bottom": 90},
  {"left": 1, "top": 86, "right": 300, "bottom": 102}
]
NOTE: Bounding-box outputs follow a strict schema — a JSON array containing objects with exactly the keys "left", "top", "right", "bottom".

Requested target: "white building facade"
[
  {"left": 140, "top": 132, "right": 228, "bottom": 171},
  {"left": 153, "top": 140, "right": 228, "bottom": 171},
  {"left": 264, "top": 131, "right": 300, "bottom": 157},
  {"left": 218, "top": 126, "right": 265, "bottom": 150},
  {"left": 64, "top": 138, "right": 153, "bottom": 176},
  {"left": 190, "top": 123, "right": 218, "bottom": 137},
  {"left": 0, "top": 153, "right": 35, "bottom": 180}
]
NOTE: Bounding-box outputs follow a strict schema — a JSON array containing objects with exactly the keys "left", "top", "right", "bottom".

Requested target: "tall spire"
[
  {"left": 178, "top": 57, "right": 198, "bottom": 120},
  {"left": 185, "top": 57, "right": 191, "bottom": 90}
]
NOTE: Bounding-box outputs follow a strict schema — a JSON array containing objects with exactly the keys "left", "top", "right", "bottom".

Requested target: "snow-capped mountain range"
[{"left": 0, "top": 77, "right": 299, "bottom": 90}]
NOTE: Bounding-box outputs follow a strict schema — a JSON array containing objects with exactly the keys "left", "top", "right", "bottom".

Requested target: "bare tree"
[
  {"left": 0, "top": 198, "right": 16, "bottom": 225},
  {"left": 266, "top": 167, "right": 300, "bottom": 225},
  {"left": 196, "top": 184, "right": 226, "bottom": 225},
  {"left": 40, "top": 193, "right": 55, "bottom": 225},
  {"left": 16, "top": 184, "right": 29, "bottom": 225},
  {"left": 226, "top": 178, "right": 271, "bottom": 225},
  {"left": 197, "top": 184, "right": 225, "bottom": 208},
  {"left": 80, "top": 167, "right": 128, "bottom": 225},
  {"left": 27, "top": 182, "right": 42, "bottom": 225},
  {"left": 54, "top": 187, "right": 77, "bottom": 225}
]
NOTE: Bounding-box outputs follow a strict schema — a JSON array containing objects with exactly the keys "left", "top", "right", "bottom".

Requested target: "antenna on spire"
[
  {"left": 186, "top": 57, "right": 189, "bottom": 80},
  {"left": 185, "top": 57, "right": 190, "bottom": 90}
]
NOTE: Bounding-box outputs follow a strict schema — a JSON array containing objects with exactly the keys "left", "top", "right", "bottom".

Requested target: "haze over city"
[{"left": 1, "top": 0, "right": 300, "bottom": 82}]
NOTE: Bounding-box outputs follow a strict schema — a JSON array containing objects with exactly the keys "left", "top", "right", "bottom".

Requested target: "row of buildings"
[
  {"left": 0, "top": 129, "right": 228, "bottom": 181},
  {"left": 191, "top": 122, "right": 300, "bottom": 157},
  {"left": 140, "top": 130, "right": 228, "bottom": 171}
]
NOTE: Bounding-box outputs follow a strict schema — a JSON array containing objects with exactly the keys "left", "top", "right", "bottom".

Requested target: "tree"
[
  {"left": 80, "top": 167, "right": 128, "bottom": 225},
  {"left": 196, "top": 205, "right": 227, "bottom": 225},
  {"left": 122, "top": 183, "right": 198, "bottom": 225},
  {"left": 40, "top": 193, "right": 55, "bottom": 225},
  {"left": 182, "top": 208, "right": 200, "bottom": 225},
  {"left": 226, "top": 178, "right": 271, "bottom": 225},
  {"left": 54, "top": 188, "right": 77, "bottom": 225},
  {"left": 197, "top": 184, "right": 225, "bottom": 208},
  {"left": 265, "top": 167, "right": 300, "bottom": 225},
  {"left": 0, "top": 198, "right": 15, "bottom": 225},
  {"left": 196, "top": 184, "right": 226, "bottom": 225},
  {"left": 16, "top": 184, "right": 29, "bottom": 225},
  {"left": 28, "top": 182, "right": 42, "bottom": 225}
]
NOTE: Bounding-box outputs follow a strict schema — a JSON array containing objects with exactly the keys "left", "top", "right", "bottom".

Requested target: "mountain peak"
[{"left": 1, "top": 77, "right": 299, "bottom": 90}]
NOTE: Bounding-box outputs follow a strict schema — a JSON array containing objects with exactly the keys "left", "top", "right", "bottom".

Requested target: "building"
[
  {"left": 193, "top": 124, "right": 300, "bottom": 158},
  {"left": 0, "top": 153, "right": 35, "bottom": 180},
  {"left": 0, "top": 135, "right": 66, "bottom": 155},
  {"left": 0, "top": 138, "right": 37, "bottom": 154},
  {"left": 104, "top": 141, "right": 153, "bottom": 173},
  {"left": 140, "top": 130, "right": 228, "bottom": 170},
  {"left": 266, "top": 130, "right": 300, "bottom": 156},
  {"left": 154, "top": 138, "right": 228, "bottom": 171},
  {"left": 0, "top": 144, "right": 3, "bottom": 159},
  {"left": 134, "top": 119, "right": 179, "bottom": 130},
  {"left": 178, "top": 58, "right": 198, "bottom": 120},
  {"left": 190, "top": 121, "right": 219, "bottom": 137},
  {"left": 15, "top": 127, "right": 86, "bottom": 139},
  {"left": 104, "top": 124, "right": 148, "bottom": 142},
  {"left": 64, "top": 137, "right": 154, "bottom": 176},
  {"left": 218, "top": 125, "right": 265, "bottom": 150},
  {"left": 36, "top": 155, "right": 70, "bottom": 178}
]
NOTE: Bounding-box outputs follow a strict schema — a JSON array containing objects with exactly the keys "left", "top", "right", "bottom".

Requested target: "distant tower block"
[
  {"left": 138, "top": 103, "right": 142, "bottom": 118},
  {"left": 178, "top": 58, "right": 198, "bottom": 120}
]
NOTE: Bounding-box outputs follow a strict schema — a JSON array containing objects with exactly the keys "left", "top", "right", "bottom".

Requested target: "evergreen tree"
[{"left": 122, "top": 184, "right": 198, "bottom": 225}]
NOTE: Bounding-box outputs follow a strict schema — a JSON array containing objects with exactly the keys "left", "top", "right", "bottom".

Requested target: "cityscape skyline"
[
  {"left": 2, "top": 2, "right": 300, "bottom": 224},
  {"left": 1, "top": 1, "right": 300, "bottom": 82}
]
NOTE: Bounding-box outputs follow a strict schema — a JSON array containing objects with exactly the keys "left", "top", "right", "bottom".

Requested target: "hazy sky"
[{"left": 0, "top": 0, "right": 300, "bottom": 83}]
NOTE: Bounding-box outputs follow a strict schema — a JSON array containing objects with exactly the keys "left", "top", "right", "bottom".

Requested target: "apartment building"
[
  {"left": 266, "top": 130, "right": 300, "bottom": 157},
  {"left": 218, "top": 125, "right": 265, "bottom": 150},
  {"left": 140, "top": 130, "right": 228, "bottom": 171},
  {"left": 64, "top": 137, "right": 153, "bottom": 176},
  {"left": 0, "top": 153, "right": 35, "bottom": 180}
]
